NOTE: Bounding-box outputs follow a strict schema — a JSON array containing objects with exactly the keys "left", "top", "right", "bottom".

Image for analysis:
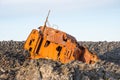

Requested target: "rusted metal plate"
[{"left": 24, "top": 26, "right": 99, "bottom": 64}]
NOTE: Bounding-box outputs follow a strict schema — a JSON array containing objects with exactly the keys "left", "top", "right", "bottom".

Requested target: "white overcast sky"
[{"left": 0, "top": 0, "right": 120, "bottom": 41}]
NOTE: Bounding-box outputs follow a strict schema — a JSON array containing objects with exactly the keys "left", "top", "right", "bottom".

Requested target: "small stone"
[
  {"left": 0, "top": 68, "right": 5, "bottom": 72},
  {"left": 0, "top": 74, "right": 8, "bottom": 79}
]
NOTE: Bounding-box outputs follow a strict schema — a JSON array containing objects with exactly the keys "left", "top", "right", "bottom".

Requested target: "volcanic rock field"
[{"left": 0, "top": 41, "right": 120, "bottom": 80}]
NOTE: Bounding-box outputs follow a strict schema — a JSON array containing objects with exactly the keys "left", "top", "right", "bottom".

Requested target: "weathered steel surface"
[{"left": 24, "top": 26, "right": 99, "bottom": 64}]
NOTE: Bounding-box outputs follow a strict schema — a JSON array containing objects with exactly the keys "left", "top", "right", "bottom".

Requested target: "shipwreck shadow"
[{"left": 99, "top": 47, "right": 120, "bottom": 65}]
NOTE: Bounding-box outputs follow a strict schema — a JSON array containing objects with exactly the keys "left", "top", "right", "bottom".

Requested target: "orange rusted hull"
[{"left": 24, "top": 26, "right": 99, "bottom": 64}]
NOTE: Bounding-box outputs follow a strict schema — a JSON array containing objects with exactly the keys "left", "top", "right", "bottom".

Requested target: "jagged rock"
[{"left": 0, "top": 41, "right": 120, "bottom": 80}]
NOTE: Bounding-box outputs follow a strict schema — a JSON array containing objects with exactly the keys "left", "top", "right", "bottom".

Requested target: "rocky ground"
[{"left": 0, "top": 41, "right": 120, "bottom": 80}]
